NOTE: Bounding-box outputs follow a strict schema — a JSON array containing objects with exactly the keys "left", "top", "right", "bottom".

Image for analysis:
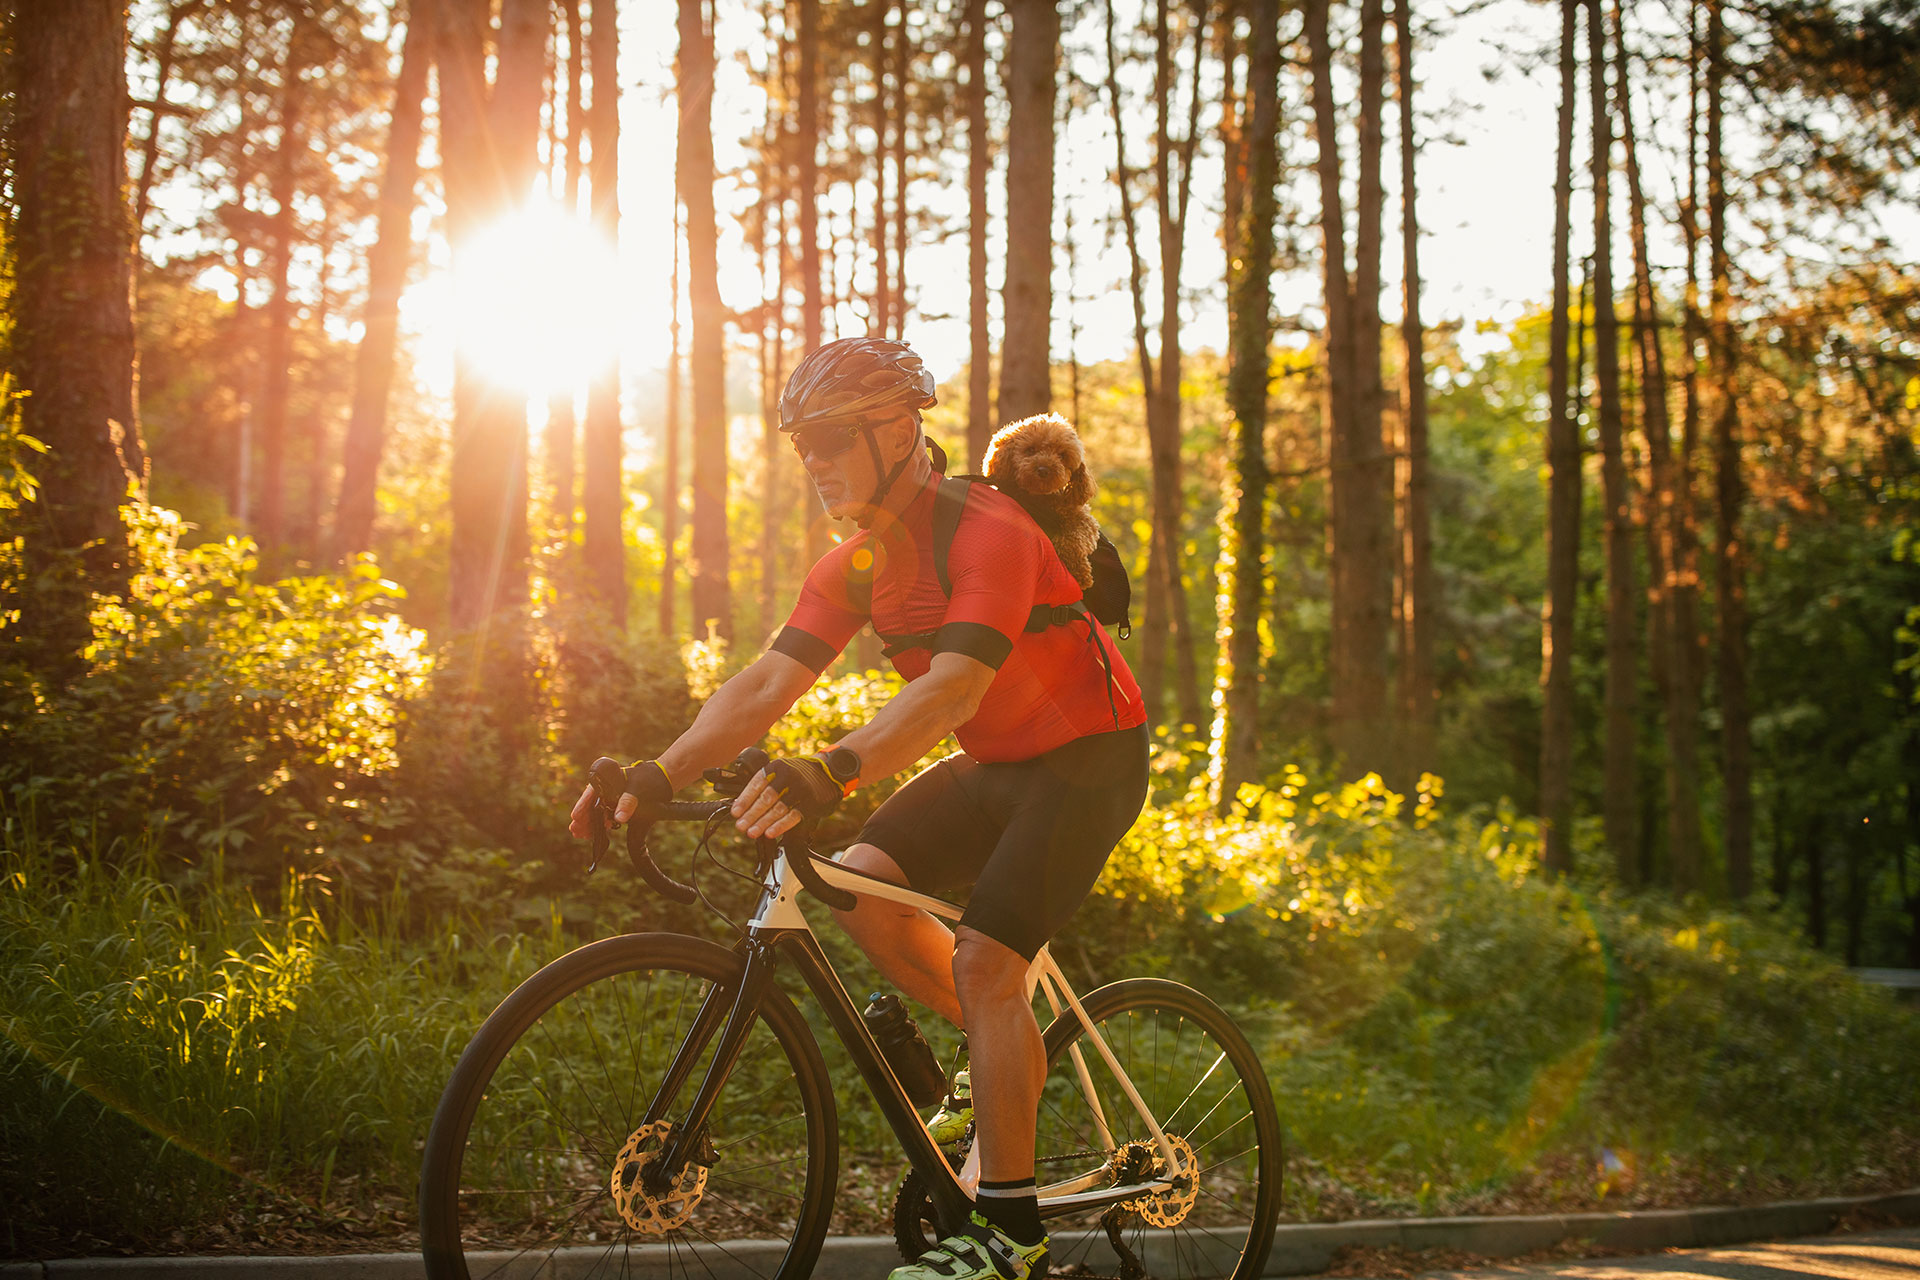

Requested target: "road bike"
[{"left": 419, "top": 751, "right": 1283, "bottom": 1280}]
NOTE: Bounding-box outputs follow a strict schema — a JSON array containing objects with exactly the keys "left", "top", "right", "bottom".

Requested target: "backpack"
[{"left": 858, "top": 474, "right": 1131, "bottom": 659}]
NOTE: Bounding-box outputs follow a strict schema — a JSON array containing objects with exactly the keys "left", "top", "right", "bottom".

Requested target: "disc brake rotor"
[
  {"left": 609, "top": 1121, "right": 709, "bottom": 1234},
  {"left": 1121, "top": 1134, "right": 1198, "bottom": 1228}
]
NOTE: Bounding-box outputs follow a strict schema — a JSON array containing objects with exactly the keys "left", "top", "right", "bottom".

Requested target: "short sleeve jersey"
[{"left": 771, "top": 472, "right": 1147, "bottom": 763}]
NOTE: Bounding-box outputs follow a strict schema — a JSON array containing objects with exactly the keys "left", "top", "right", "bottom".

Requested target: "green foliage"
[{"left": 0, "top": 505, "right": 429, "bottom": 882}]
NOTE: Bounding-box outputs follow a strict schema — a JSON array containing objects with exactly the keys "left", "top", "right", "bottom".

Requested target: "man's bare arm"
[
  {"left": 732, "top": 651, "right": 995, "bottom": 838},
  {"left": 569, "top": 649, "right": 817, "bottom": 835},
  {"left": 656, "top": 650, "right": 820, "bottom": 789}
]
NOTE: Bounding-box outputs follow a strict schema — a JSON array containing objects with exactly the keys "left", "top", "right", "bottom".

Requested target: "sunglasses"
[{"left": 788, "top": 422, "right": 865, "bottom": 462}]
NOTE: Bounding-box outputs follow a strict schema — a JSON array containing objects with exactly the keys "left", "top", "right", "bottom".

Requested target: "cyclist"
[{"left": 569, "top": 336, "right": 1148, "bottom": 1280}]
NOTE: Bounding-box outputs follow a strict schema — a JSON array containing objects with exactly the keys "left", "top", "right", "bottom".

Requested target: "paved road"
[{"left": 1394, "top": 1228, "right": 1920, "bottom": 1280}]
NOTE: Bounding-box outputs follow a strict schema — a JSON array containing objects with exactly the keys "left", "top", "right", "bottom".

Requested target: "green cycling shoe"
[
  {"left": 926, "top": 1066, "right": 972, "bottom": 1145},
  {"left": 891, "top": 1211, "right": 1048, "bottom": 1280}
]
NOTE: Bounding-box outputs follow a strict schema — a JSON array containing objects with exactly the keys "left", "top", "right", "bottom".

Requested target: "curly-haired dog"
[{"left": 983, "top": 412, "right": 1100, "bottom": 588}]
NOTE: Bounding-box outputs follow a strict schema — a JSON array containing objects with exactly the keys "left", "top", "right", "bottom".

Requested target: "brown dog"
[{"left": 983, "top": 412, "right": 1100, "bottom": 588}]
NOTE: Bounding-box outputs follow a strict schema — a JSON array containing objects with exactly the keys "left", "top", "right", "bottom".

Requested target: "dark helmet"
[{"left": 779, "top": 337, "right": 937, "bottom": 431}]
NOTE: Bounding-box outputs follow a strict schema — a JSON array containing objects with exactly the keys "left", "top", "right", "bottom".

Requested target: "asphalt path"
[{"left": 1391, "top": 1228, "right": 1920, "bottom": 1280}]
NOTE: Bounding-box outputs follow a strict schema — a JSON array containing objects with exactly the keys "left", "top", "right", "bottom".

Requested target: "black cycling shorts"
[{"left": 856, "top": 723, "right": 1150, "bottom": 960}]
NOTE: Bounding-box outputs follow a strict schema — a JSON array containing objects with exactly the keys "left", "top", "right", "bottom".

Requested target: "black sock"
[{"left": 976, "top": 1177, "right": 1043, "bottom": 1245}]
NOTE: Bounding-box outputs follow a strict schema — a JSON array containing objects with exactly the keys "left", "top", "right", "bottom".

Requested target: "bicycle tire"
[
  {"left": 1033, "top": 978, "right": 1282, "bottom": 1280},
  {"left": 420, "top": 932, "right": 839, "bottom": 1280}
]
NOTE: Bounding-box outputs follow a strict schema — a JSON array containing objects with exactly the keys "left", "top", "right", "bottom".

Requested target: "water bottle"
[{"left": 862, "top": 993, "right": 948, "bottom": 1108}]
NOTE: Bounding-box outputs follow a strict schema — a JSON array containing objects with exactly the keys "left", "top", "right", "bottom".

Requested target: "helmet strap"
[{"left": 854, "top": 419, "right": 918, "bottom": 528}]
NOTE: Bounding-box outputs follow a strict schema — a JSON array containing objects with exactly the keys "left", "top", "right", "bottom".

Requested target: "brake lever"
[{"left": 586, "top": 756, "right": 698, "bottom": 903}]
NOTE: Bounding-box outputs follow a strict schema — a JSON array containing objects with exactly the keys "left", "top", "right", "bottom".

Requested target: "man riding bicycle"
[{"left": 569, "top": 336, "right": 1149, "bottom": 1280}]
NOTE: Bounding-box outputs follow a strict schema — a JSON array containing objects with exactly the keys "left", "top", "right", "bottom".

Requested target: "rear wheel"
[
  {"left": 420, "top": 933, "right": 838, "bottom": 1280},
  {"left": 1033, "top": 979, "right": 1282, "bottom": 1280}
]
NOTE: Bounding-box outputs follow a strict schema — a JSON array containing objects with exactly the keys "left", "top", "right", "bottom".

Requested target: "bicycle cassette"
[{"left": 609, "top": 1121, "right": 709, "bottom": 1233}]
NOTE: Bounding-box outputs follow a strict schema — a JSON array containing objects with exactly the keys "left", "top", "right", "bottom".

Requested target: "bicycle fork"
[{"left": 636, "top": 937, "right": 778, "bottom": 1193}]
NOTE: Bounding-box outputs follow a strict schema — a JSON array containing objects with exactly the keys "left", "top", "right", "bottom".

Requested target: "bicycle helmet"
[
  {"left": 781, "top": 337, "right": 939, "bottom": 519},
  {"left": 779, "top": 337, "right": 938, "bottom": 431}
]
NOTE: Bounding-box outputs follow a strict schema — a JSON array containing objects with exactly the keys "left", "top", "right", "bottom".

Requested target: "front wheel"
[
  {"left": 1033, "top": 979, "right": 1282, "bottom": 1280},
  {"left": 420, "top": 933, "right": 839, "bottom": 1280}
]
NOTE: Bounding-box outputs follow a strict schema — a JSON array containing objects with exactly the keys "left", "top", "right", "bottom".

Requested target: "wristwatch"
[{"left": 821, "top": 745, "right": 861, "bottom": 795}]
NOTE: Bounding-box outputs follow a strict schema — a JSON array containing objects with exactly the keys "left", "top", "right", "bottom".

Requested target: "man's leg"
[
  {"left": 953, "top": 925, "right": 1046, "bottom": 1244},
  {"left": 832, "top": 843, "right": 964, "bottom": 1028}
]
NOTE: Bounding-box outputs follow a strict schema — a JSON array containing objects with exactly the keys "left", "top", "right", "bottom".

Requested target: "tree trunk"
[
  {"left": 681, "top": 0, "right": 731, "bottom": 643},
  {"left": 1708, "top": 0, "right": 1753, "bottom": 901},
  {"left": 757, "top": 93, "right": 787, "bottom": 638},
  {"left": 446, "top": 0, "right": 543, "bottom": 630},
  {"left": 1613, "top": 0, "right": 1703, "bottom": 893},
  {"left": 1351, "top": 0, "right": 1394, "bottom": 772},
  {"left": 998, "top": 0, "right": 1057, "bottom": 421},
  {"left": 1312, "top": 0, "right": 1392, "bottom": 772},
  {"left": 1587, "top": 0, "right": 1637, "bottom": 874},
  {"left": 891, "top": 2, "right": 911, "bottom": 339},
  {"left": 1540, "top": 0, "right": 1581, "bottom": 878},
  {"left": 545, "top": 0, "right": 585, "bottom": 542},
  {"left": 798, "top": 0, "right": 831, "bottom": 565},
  {"left": 965, "top": 0, "right": 992, "bottom": 447},
  {"left": 578, "top": 0, "right": 626, "bottom": 624},
  {"left": 1211, "top": 0, "right": 1279, "bottom": 807},
  {"left": 870, "top": 0, "right": 893, "bottom": 335},
  {"left": 966, "top": 0, "right": 992, "bottom": 467},
  {"left": 1103, "top": 0, "right": 1163, "bottom": 719},
  {"left": 1393, "top": 0, "right": 1434, "bottom": 784},
  {"left": 256, "top": 22, "right": 309, "bottom": 577},
  {"left": 661, "top": 210, "right": 684, "bottom": 639},
  {"left": 7, "top": 0, "right": 145, "bottom": 675},
  {"left": 336, "top": 0, "right": 433, "bottom": 564},
  {"left": 1150, "top": 0, "right": 1209, "bottom": 730}
]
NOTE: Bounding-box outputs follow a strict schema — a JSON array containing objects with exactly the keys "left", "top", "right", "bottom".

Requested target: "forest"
[{"left": 1, "top": 0, "right": 1918, "bottom": 1258}]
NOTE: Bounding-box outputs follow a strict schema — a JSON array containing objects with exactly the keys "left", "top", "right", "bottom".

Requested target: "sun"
[{"left": 444, "top": 204, "right": 625, "bottom": 398}]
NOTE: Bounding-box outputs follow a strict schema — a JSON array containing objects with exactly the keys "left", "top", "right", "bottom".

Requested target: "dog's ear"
[{"left": 1061, "top": 465, "right": 1095, "bottom": 508}]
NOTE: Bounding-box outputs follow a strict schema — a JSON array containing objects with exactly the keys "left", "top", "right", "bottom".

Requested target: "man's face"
[{"left": 792, "top": 414, "right": 914, "bottom": 519}]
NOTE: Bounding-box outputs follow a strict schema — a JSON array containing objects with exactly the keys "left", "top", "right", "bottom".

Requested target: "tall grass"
[{"left": 6, "top": 791, "right": 1918, "bottom": 1257}]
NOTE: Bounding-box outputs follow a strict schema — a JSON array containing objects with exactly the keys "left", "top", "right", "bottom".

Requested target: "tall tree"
[
  {"left": 583, "top": 0, "right": 626, "bottom": 622},
  {"left": 1310, "top": 0, "right": 1394, "bottom": 770},
  {"left": 997, "top": 0, "right": 1057, "bottom": 421},
  {"left": 1393, "top": 0, "right": 1434, "bottom": 783},
  {"left": 1613, "top": 0, "right": 1703, "bottom": 891},
  {"left": 960, "top": 0, "right": 990, "bottom": 468},
  {"left": 966, "top": 0, "right": 992, "bottom": 467},
  {"left": 335, "top": 0, "right": 433, "bottom": 564},
  {"left": 1211, "top": 0, "right": 1279, "bottom": 806},
  {"left": 1540, "top": 0, "right": 1582, "bottom": 877},
  {"left": 6, "top": 0, "right": 147, "bottom": 674},
  {"left": 681, "top": 0, "right": 731, "bottom": 642},
  {"left": 1104, "top": 0, "right": 1206, "bottom": 728},
  {"left": 660, "top": 203, "right": 684, "bottom": 639},
  {"left": 1587, "top": 0, "right": 1637, "bottom": 876},
  {"left": 254, "top": 11, "right": 313, "bottom": 576},
  {"left": 1708, "top": 0, "right": 1753, "bottom": 898},
  {"left": 440, "top": 0, "right": 544, "bottom": 631},
  {"left": 544, "top": 0, "right": 585, "bottom": 541}
]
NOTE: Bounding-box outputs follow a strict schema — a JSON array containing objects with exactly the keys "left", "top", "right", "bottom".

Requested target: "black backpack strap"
[{"left": 930, "top": 475, "right": 974, "bottom": 598}]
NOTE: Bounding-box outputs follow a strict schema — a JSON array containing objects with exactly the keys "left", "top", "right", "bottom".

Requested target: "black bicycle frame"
[{"left": 639, "top": 928, "right": 976, "bottom": 1237}]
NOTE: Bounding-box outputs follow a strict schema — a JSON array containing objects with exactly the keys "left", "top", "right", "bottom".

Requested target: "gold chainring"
[
  {"left": 1122, "top": 1134, "right": 1198, "bottom": 1228},
  {"left": 609, "top": 1121, "right": 709, "bottom": 1234}
]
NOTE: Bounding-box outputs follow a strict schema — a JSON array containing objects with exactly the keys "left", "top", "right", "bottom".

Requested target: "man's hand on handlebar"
[
  {"left": 567, "top": 758, "right": 672, "bottom": 838},
  {"left": 732, "top": 755, "right": 844, "bottom": 840}
]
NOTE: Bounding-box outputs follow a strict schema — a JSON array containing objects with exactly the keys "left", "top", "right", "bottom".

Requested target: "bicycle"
[{"left": 419, "top": 750, "right": 1283, "bottom": 1280}]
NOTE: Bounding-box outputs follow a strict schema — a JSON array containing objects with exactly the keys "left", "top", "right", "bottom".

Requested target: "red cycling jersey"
[{"left": 771, "top": 471, "right": 1146, "bottom": 763}]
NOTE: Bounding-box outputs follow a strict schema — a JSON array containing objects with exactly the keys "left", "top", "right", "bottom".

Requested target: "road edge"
[{"left": 3, "top": 1187, "right": 1915, "bottom": 1279}]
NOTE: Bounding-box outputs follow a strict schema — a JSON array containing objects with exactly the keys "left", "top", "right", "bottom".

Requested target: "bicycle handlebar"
[{"left": 585, "top": 755, "right": 857, "bottom": 912}]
